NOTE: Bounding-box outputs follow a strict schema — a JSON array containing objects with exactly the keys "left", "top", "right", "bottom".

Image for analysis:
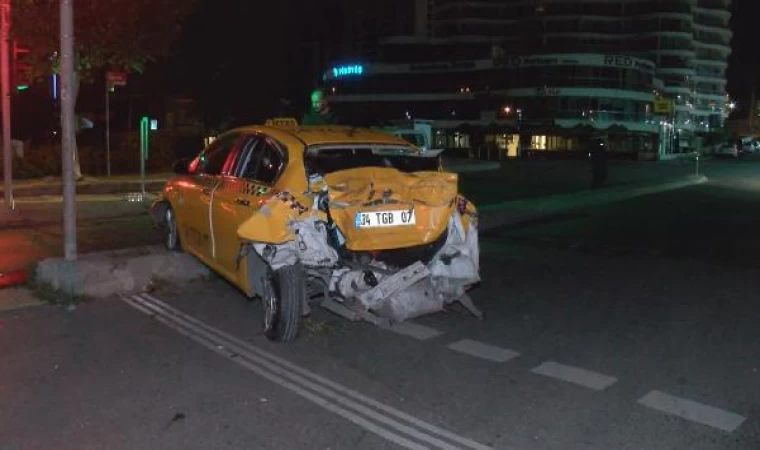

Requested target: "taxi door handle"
[{"left": 235, "top": 198, "right": 250, "bottom": 206}]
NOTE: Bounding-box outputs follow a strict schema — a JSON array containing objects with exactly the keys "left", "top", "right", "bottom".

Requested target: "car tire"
[
  {"left": 262, "top": 264, "right": 305, "bottom": 343},
  {"left": 164, "top": 206, "right": 181, "bottom": 252}
]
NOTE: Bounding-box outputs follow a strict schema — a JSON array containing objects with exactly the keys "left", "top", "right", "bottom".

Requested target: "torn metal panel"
[
  {"left": 253, "top": 215, "right": 339, "bottom": 271},
  {"left": 371, "top": 278, "right": 445, "bottom": 322},
  {"left": 357, "top": 261, "right": 430, "bottom": 309},
  {"left": 429, "top": 214, "right": 480, "bottom": 288},
  {"left": 290, "top": 217, "right": 339, "bottom": 267}
]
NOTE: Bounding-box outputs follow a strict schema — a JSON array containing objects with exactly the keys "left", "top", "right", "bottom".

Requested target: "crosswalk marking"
[
  {"left": 447, "top": 339, "right": 520, "bottom": 363},
  {"left": 531, "top": 361, "right": 617, "bottom": 391},
  {"left": 638, "top": 390, "right": 746, "bottom": 433}
]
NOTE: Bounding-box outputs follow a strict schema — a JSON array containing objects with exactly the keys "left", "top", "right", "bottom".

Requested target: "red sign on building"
[{"left": 106, "top": 71, "right": 127, "bottom": 86}]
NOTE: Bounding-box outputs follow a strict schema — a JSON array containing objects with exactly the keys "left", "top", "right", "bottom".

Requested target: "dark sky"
[
  {"left": 165, "top": 0, "right": 347, "bottom": 128},
  {"left": 727, "top": 0, "right": 759, "bottom": 115},
  {"left": 164, "top": 0, "right": 758, "bottom": 127}
]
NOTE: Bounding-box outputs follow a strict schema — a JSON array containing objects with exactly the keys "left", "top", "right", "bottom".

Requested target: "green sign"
[{"left": 140, "top": 116, "right": 149, "bottom": 160}]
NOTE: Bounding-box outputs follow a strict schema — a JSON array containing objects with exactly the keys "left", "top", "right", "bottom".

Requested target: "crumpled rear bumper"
[{"left": 251, "top": 210, "right": 480, "bottom": 323}]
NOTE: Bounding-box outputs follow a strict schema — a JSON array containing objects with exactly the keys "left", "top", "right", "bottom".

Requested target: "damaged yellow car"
[{"left": 152, "top": 118, "right": 481, "bottom": 342}]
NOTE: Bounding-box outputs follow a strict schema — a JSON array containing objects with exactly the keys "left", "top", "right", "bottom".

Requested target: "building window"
[{"left": 435, "top": 132, "right": 471, "bottom": 149}]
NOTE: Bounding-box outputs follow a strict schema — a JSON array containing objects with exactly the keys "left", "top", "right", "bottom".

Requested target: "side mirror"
[{"left": 173, "top": 158, "right": 192, "bottom": 175}]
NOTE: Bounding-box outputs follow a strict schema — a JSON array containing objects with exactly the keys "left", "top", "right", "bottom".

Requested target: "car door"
[
  {"left": 180, "top": 132, "right": 241, "bottom": 261},
  {"left": 211, "top": 133, "right": 287, "bottom": 283}
]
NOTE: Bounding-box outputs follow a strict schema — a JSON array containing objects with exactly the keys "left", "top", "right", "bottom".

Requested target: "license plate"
[{"left": 354, "top": 209, "right": 416, "bottom": 228}]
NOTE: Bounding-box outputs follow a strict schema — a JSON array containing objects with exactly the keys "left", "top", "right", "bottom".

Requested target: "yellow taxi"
[{"left": 152, "top": 118, "right": 481, "bottom": 342}]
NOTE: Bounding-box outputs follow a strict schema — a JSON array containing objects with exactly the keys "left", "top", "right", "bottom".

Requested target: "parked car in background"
[
  {"left": 714, "top": 142, "right": 740, "bottom": 158},
  {"left": 740, "top": 138, "right": 760, "bottom": 153}
]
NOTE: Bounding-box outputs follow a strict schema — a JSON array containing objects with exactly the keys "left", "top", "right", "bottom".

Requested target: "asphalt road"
[{"left": 2, "top": 157, "right": 760, "bottom": 449}]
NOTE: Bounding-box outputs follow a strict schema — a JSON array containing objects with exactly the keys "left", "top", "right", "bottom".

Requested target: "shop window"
[{"left": 531, "top": 135, "right": 547, "bottom": 150}]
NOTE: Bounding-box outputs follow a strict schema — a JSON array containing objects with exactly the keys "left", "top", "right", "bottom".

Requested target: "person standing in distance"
[{"left": 301, "top": 89, "right": 340, "bottom": 125}]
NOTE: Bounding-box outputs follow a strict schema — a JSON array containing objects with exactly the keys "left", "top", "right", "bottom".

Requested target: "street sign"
[
  {"left": 106, "top": 71, "right": 127, "bottom": 86},
  {"left": 653, "top": 99, "right": 673, "bottom": 114}
]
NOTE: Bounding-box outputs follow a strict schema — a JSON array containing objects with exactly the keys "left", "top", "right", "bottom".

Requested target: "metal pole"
[
  {"left": 105, "top": 80, "right": 110, "bottom": 176},
  {"left": 60, "top": 0, "right": 76, "bottom": 260},
  {"left": 1, "top": 0, "right": 12, "bottom": 210},
  {"left": 140, "top": 117, "right": 146, "bottom": 199}
]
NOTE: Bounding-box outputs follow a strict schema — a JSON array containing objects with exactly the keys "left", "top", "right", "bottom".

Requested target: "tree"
[{"left": 11, "top": 0, "right": 198, "bottom": 178}]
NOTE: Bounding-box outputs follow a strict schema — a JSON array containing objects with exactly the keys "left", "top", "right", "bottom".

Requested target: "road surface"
[{"left": 1, "top": 157, "right": 759, "bottom": 449}]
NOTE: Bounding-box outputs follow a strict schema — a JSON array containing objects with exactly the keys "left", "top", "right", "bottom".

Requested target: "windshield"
[{"left": 305, "top": 145, "right": 440, "bottom": 176}]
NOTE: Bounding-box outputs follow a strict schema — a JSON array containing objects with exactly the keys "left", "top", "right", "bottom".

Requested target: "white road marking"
[
  {"left": 530, "top": 361, "right": 617, "bottom": 391},
  {"left": 123, "top": 294, "right": 494, "bottom": 450},
  {"left": 447, "top": 339, "right": 519, "bottom": 363},
  {"left": 638, "top": 390, "right": 746, "bottom": 433},
  {"left": 386, "top": 321, "right": 443, "bottom": 341}
]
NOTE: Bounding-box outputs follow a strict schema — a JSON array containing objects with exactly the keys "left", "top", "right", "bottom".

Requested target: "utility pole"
[
  {"left": 60, "top": 0, "right": 76, "bottom": 260},
  {"left": 105, "top": 80, "right": 111, "bottom": 176},
  {"left": 1, "top": 0, "right": 12, "bottom": 210}
]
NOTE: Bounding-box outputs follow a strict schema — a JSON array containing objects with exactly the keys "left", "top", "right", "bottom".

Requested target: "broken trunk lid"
[{"left": 323, "top": 167, "right": 456, "bottom": 251}]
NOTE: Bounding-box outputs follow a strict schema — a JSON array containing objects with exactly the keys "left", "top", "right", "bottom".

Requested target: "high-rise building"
[
  {"left": 324, "top": 0, "right": 733, "bottom": 158},
  {"left": 340, "top": 0, "right": 424, "bottom": 59}
]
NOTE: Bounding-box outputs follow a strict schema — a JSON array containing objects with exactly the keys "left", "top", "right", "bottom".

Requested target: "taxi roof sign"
[{"left": 265, "top": 117, "right": 299, "bottom": 128}]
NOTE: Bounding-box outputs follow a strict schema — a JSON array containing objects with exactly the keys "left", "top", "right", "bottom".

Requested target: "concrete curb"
[
  {"left": 35, "top": 246, "right": 211, "bottom": 299},
  {"left": 479, "top": 174, "right": 708, "bottom": 231}
]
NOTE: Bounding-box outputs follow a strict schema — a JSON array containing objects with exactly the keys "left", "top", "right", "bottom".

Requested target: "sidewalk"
[{"left": 0, "top": 173, "right": 171, "bottom": 198}]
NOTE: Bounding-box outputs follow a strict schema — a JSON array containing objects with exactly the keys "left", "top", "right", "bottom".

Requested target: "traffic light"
[{"left": 11, "top": 41, "right": 31, "bottom": 93}]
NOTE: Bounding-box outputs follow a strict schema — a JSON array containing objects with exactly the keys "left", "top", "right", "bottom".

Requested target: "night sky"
[
  {"left": 164, "top": 0, "right": 347, "bottom": 128},
  {"left": 727, "top": 0, "right": 758, "bottom": 116},
  {"left": 72, "top": 0, "right": 760, "bottom": 131}
]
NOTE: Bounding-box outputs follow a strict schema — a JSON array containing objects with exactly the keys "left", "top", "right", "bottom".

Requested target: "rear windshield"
[{"left": 305, "top": 146, "right": 439, "bottom": 176}]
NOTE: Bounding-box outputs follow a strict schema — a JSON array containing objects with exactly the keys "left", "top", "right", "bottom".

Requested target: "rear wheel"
[{"left": 262, "top": 264, "right": 305, "bottom": 342}]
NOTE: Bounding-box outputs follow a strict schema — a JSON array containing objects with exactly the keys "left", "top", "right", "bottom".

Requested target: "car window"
[
  {"left": 197, "top": 133, "right": 239, "bottom": 175},
  {"left": 305, "top": 146, "right": 438, "bottom": 176},
  {"left": 256, "top": 141, "right": 285, "bottom": 184},
  {"left": 238, "top": 136, "right": 263, "bottom": 180},
  {"left": 238, "top": 136, "right": 285, "bottom": 185}
]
